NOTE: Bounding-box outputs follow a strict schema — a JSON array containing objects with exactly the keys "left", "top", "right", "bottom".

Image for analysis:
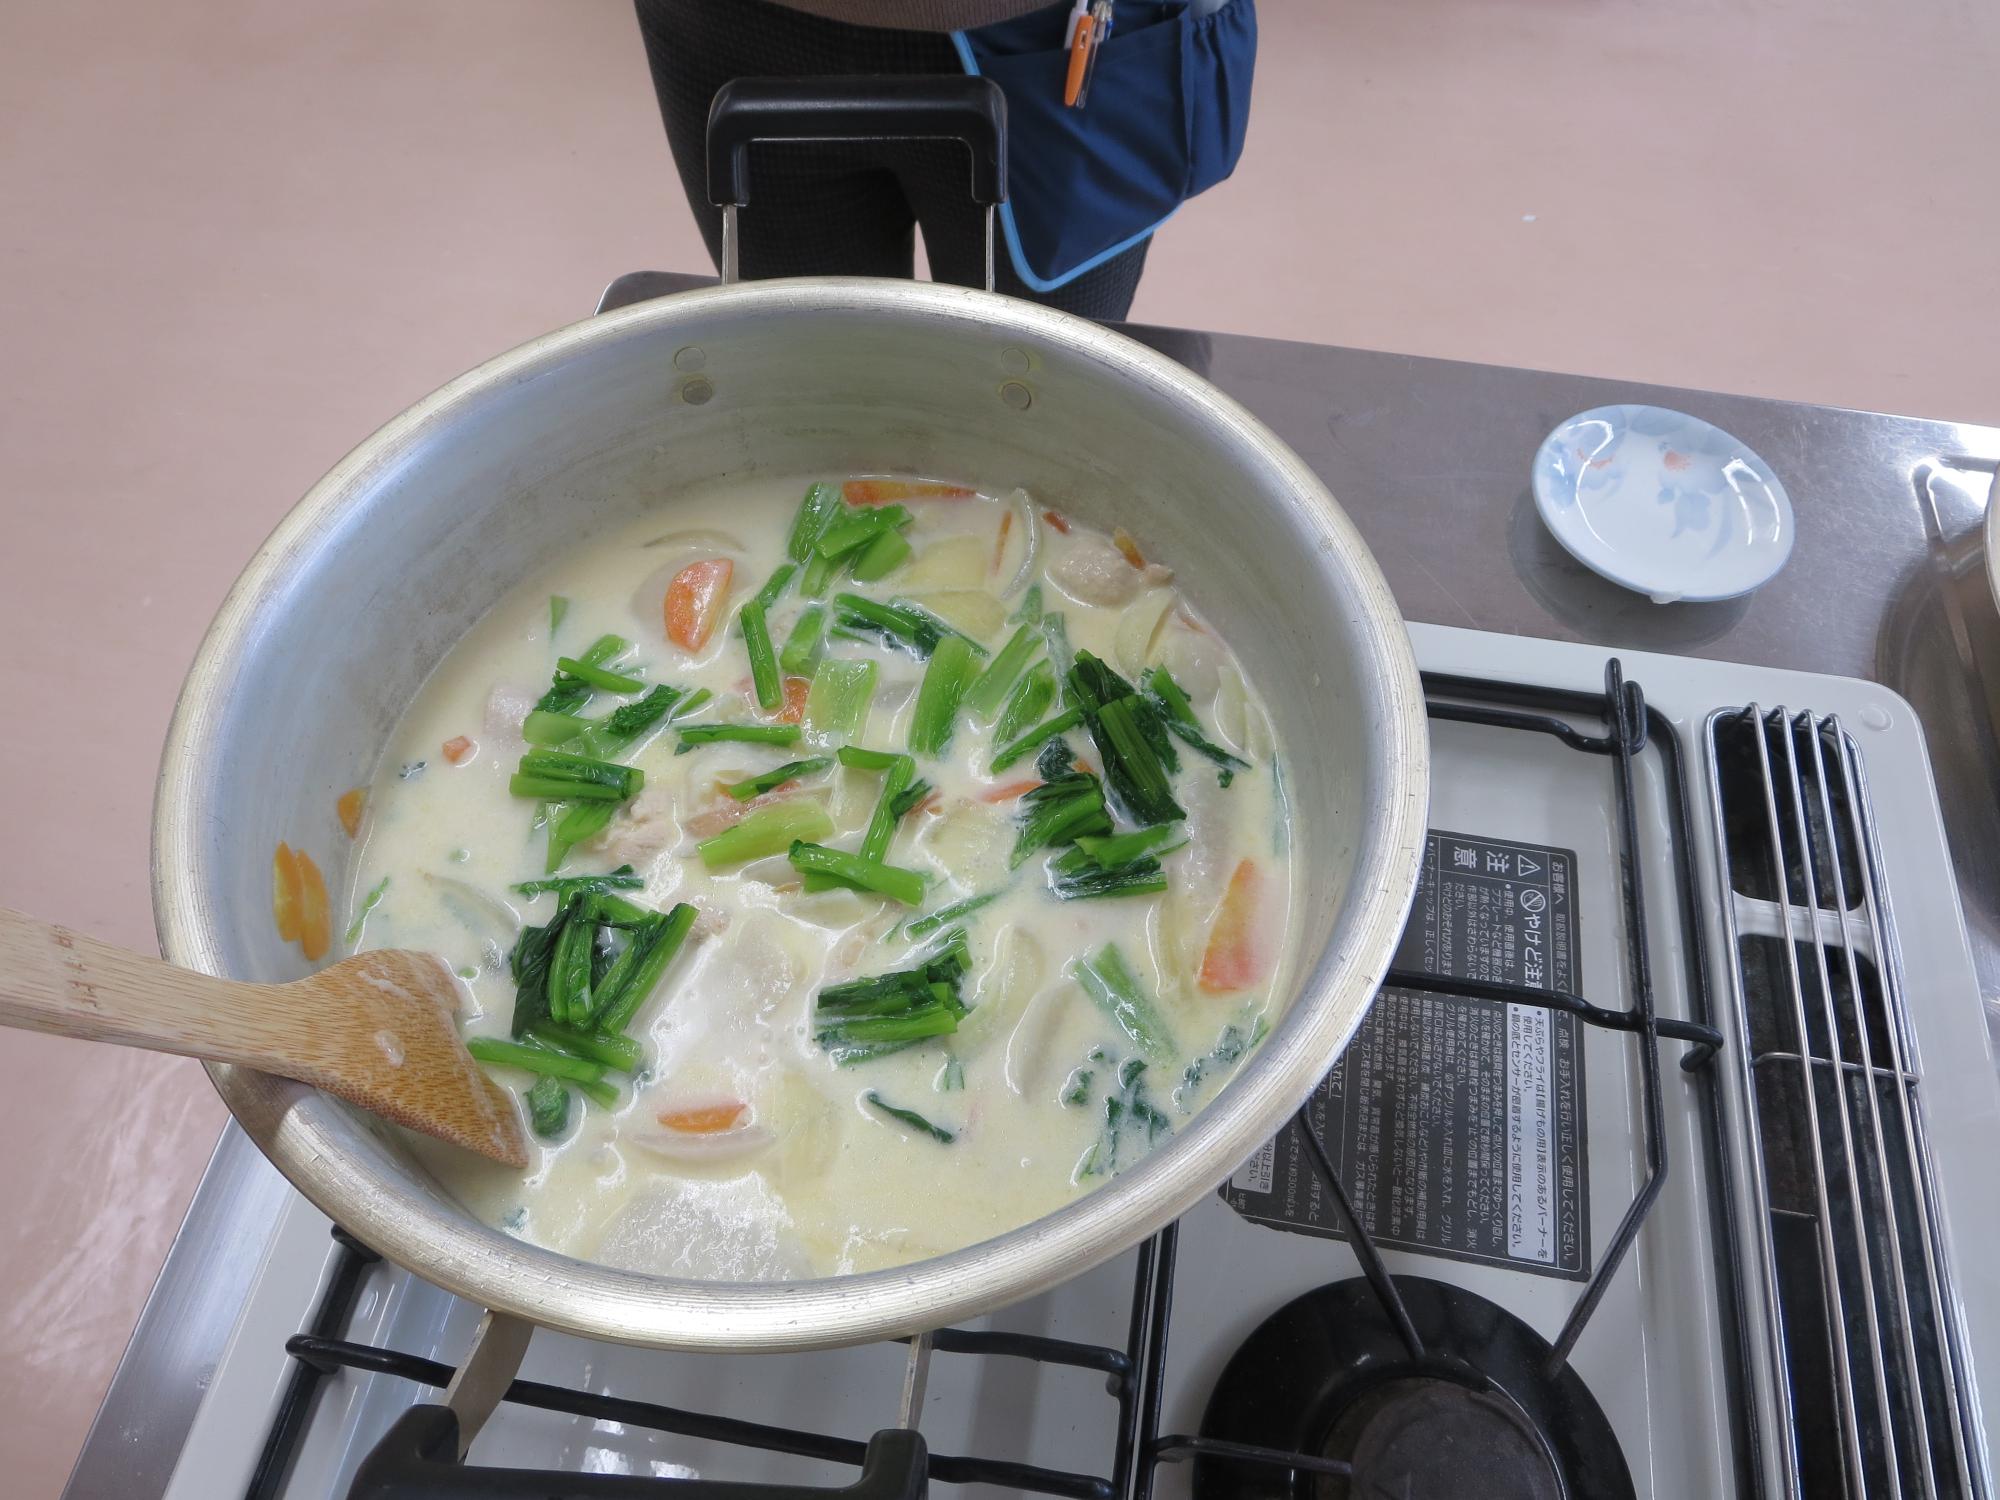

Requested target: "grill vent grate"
[{"left": 1709, "top": 707, "right": 1979, "bottom": 1498}]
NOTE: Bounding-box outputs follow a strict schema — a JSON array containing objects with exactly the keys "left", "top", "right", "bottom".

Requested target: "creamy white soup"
[{"left": 346, "top": 478, "right": 1294, "bottom": 1279}]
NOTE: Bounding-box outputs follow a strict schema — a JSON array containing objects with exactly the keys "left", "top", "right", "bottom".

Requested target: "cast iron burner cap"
[{"left": 1194, "top": 1277, "right": 1632, "bottom": 1500}]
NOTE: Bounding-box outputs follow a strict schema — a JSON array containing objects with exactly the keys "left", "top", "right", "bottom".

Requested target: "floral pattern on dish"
[{"left": 1532, "top": 404, "right": 1794, "bottom": 604}]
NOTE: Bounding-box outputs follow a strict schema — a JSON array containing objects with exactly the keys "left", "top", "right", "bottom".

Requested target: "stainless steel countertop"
[{"left": 66, "top": 271, "right": 2000, "bottom": 1498}]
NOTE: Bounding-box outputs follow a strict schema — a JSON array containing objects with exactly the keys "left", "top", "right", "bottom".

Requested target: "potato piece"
[
  {"left": 900, "top": 536, "right": 988, "bottom": 589},
  {"left": 905, "top": 590, "right": 1007, "bottom": 641}
]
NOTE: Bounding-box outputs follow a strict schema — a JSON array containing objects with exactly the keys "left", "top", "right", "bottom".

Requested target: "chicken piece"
[
  {"left": 1049, "top": 533, "right": 1173, "bottom": 608},
  {"left": 587, "top": 783, "right": 680, "bottom": 869}
]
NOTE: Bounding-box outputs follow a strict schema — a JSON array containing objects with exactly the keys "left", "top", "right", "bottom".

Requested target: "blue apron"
[{"left": 951, "top": 0, "right": 1257, "bottom": 291}]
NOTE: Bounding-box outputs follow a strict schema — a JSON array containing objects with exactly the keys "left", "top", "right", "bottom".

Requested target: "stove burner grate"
[
  {"left": 1192, "top": 1277, "right": 1628, "bottom": 1500},
  {"left": 245, "top": 663, "right": 1741, "bottom": 1500}
]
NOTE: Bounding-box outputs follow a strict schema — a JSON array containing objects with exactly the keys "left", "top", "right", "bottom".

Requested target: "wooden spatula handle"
[{"left": 0, "top": 906, "right": 289, "bottom": 1068}]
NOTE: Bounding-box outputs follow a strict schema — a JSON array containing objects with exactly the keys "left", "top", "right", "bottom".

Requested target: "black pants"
[{"left": 634, "top": 0, "right": 1150, "bottom": 319}]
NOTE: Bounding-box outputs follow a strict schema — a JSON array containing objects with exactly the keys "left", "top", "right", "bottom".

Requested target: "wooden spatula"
[{"left": 0, "top": 907, "right": 529, "bottom": 1168}]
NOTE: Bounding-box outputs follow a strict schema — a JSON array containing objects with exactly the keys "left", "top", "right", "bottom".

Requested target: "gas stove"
[{"left": 128, "top": 623, "right": 2000, "bottom": 1500}]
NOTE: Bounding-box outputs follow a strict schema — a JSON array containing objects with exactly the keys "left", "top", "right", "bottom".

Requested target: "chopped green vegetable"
[
  {"left": 586, "top": 684, "right": 686, "bottom": 757},
  {"left": 993, "top": 659, "right": 1057, "bottom": 746},
  {"left": 582, "top": 891, "right": 653, "bottom": 928},
  {"left": 786, "top": 481, "right": 844, "bottom": 563},
  {"left": 990, "top": 705, "right": 1084, "bottom": 774},
  {"left": 545, "top": 800, "right": 616, "bottom": 873},
  {"left": 779, "top": 605, "right": 828, "bottom": 676},
  {"left": 814, "top": 939, "right": 971, "bottom": 1063},
  {"left": 1074, "top": 944, "right": 1176, "bottom": 1059},
  {"left": 860, "top": 754, "right": 915, "bottom": 863},
  {"left": 831, "top": 593, "right": 982, "bottom": 660},
  {"left": 506, "top": 895, "right": 576, "bottom": 1038},
  {"left": 509, "top": 749, "right": 644, "bottom": 804},
  {"left": 788, "top": 841, "right": 927, "bottom": 905},
  {"left": 1074, "top": 825, "right": 1180, "bottom": 865},
  {"left": 523, "top": 709, "right": 590, "bottom": 747},
  {"left": 799, "top": 548, "right": 842, "bottom": 598},
  {"left": 1010, "top": 765, "right": 1112, "bottom": 866},
  {"left": 696, "top": 799, "right": 836, "bottom": 870},
  {"left": 1049, "top": 851, "right": 1172, "bottom": 900},
  {"left": 526, "top": 1075, "right": 570, "bottom": 1138},
  {"left": 548, "top": 911, "right": 596, "bottom": 1026},
  {"left": 548, "top": 596, "right": 570, "bottom": 636},
  {"left": 533, "top": 634, "right": 628, "bottom": 715},
  {"left": 740, "top": 599, "right": 781, "bottom": 710},
  {"left": 1177, "top": 1014, "right": 1270, "bottom": 1105},
  {"left": 814, "top": 505, "right": 910, "bottom": 562},
  {"left": 575, "top": 1076, "right": 620, "bottom": 1109},
  {"left": 936, "top": 1056, "right": 965, "bottom": 1092},
  {"left": 1079, "top": 1057, "right": 1173, "bottom": 1177},
  {"left": 511, "top": 867, "right": 643, "bottom": 898},
  {"left": 902, "top": 891, "right": 1001, "bottom": 940},
  {"left": 1040, "top": 612, "right": 1074, "bottom": 680},
  {"left": 1009, "top": 583, "right": 1044, "bottom": 625},
  {"left": 865, "top": 1090, "right": 956, "bottom": 1143},
  {"left": 725, "top": 756, "right": 833, "bottom": 800},
  {"left": 526, "top": 1021, "right": 642, "bottom": 1074},
  {"left": 909, "top": 634, "right": 977, "bottom": 758},
  {"left": 850, "top": 529, "right": 912, "bottom": 581},
  {"left": 675, "top": 723, "right": 802, "bottom": 753},
  {"left": 591, "top": 902, "right": 698, "bottom": 1034},
  {"left": 803, "top": 658, "right": 878, "bottom": 741},
  {"left": 1145, "top": 666, "right": 1249, "bottom": 785},
  {"left": 1060, "top": 1059, "right": 1098, "bottom": 1106},
  {"left": 466, "top": 1036, "right": 607, "bottom": 1086},
  {"left": 963, "top": 624, "right": 1040, "bottom": 720},
  {"left": 344, "top": 876, "right": 389, "bottom": 946},
  {"left": 836, "top": 745, "right": 903, "bottom": 771},
  {"left": 754, "top": 562, "right": 796, "bottom": 610},
  {"left": 888, "top": 778, "right": 933, "bottom": 819},
  {"left": 1067, "top": 652, "right": 1185, "bottom": 825},
  {"left": 555, "top": 655, "right": 645, "bottom": 694}
]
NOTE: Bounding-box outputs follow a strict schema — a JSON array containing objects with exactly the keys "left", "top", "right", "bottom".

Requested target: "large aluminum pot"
[{"left": 153, "top": 276, "right": 1429, "bottom": 1349}]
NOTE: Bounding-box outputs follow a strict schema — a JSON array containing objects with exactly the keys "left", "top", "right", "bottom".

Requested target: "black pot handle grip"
[
  {"left": 705, "top": 74, "right": 1008, "bottom": 209},
  {"left": 348, "top": 1405, "right": 930, "bottom": 1500}
]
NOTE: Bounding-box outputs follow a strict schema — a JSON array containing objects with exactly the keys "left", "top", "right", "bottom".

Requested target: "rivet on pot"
[
  {"left": 673, "top": 346, "right": 707, "bottom": 372},
  {"left": 1000, "top": 346, "right": 1032, "bottom": 375},
  {"left": 999, "top": 381, "right": 1033, "bottom": 411},
  {"left": 681, "top": 377, "right": 715, "bottom": 406}
]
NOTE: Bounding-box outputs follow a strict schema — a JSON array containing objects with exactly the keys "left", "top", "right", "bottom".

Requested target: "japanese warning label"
[{"left": 1221, "top": 830, "right": 1589, "bottom": 1279}]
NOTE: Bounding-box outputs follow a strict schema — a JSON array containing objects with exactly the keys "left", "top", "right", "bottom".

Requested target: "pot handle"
[
  {"left": 348, "top": 1407, "right": 930, "bottom": 1500},
  {"left": 704, "top": 75, "right": 1009, "bottom": 292}
]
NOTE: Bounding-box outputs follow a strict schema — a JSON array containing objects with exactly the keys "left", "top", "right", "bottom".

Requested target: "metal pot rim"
[{"left": 153, "top": 277, "right": 1429, "bottom": 1349}]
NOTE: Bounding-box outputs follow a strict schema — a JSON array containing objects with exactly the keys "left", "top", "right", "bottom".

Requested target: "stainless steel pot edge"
[{"left": 153, "top": 278, "right": 1430, "bottom": 1350}]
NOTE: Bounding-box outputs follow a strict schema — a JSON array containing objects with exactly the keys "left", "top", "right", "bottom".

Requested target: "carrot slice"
[
  {"left": 335, "top": 787, "right": 366, "bottom": 839},
  {"left": 1198, "top": 860, "right": 1263, "bottom": 994},
  {"left": 295, "top": 850, "right": 331, "bottom": 962},
  {"left": 441, "top": 735, "right": 475, "bottom": 765},
  {"left": 979, "top": 778, "right": 1041, "bottom": 802},
  {"left": 658, "top": 1101, "right": 748, "bottom": 1134},
  {"left": 992, "top": 508, "right": 1014, "bottom": 573},
  {"left": 774, "top": 675, "right": 811, "bottom": 725},
  {"left": 910, "top": 791, "right": 943, "bottom": 817},
  {"left": 842, "top": 479, "right": 974, "bottom": 507},
  {"left": 665, "top": 558, "right": 733, "bottom": 651},
  {"left": 1042, "top": 509, "right": 1072, "bottom": 534},
  {"left": 272, "top": 842, "right": 303, "bottom": 943},
  {"left": 1112, "top": 526, "right": 1147, "bottom": 570}
]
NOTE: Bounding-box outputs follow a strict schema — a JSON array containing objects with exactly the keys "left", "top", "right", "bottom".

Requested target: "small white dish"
[{"left": 1532, "top": 404, "right": 1794, "bottom": 603}]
